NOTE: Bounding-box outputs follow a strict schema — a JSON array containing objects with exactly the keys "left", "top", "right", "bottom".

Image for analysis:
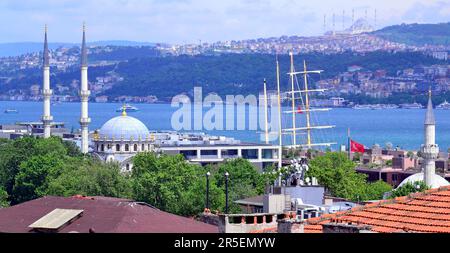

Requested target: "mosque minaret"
[
  {"left": 41, "top": 25, "right": 53, "bottom": 138},
  {"left": 397, "top": 89, "right": 449, "bottom": 189},
  {"left": 79, "top": 24, "right": 91, "bottom": 154},
  {"left": 422, "top": 89, "right": 439, "bottom": 186}
]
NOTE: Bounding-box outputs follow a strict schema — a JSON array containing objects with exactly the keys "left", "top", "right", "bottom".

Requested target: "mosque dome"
[
  {"left": 397, "top": 173, "right": 450, "bottom": 189},
  {"left": 98, "top": 114, "right": 149, "bottom": 141}
]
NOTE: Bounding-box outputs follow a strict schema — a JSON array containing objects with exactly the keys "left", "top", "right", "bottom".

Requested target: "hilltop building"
[{"left": 325, "top": 18, "right": 374, "bottom": 36}]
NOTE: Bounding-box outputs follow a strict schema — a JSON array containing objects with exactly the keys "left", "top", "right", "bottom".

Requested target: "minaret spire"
[
  {"left": 79, "top": 22, "right": 91, "bottom": 154},
  {"left": 42, "top": 24, "right": 53, "bottom": 138},
  {"left": 422, "top": 88, "right": 438, "bottom": 186},
  {"left": 81, "top": 22, "right": 88, "bottom": 67}
]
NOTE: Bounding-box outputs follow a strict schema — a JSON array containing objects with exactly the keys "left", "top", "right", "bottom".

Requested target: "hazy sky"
[{"left": 1, "top": 0, "right": 449, "bottom": 44}]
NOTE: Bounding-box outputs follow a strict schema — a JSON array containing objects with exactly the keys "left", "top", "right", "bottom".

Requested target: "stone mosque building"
[{"left": 39, "top": 25, "right": 280, "bottom": 173}]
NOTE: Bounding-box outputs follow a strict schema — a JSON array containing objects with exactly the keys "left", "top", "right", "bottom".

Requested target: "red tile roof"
[
  {"left": 304, "top": 186, "right": 450, "bottom": 233},
  {"left": 0, "top": 196, "right": 218, "bottom": 233}
]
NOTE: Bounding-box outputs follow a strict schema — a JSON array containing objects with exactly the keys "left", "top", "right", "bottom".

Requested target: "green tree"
[
  {"left": 390, "top": 181, "right": 429, "bottom": 198},
  {"left": 213, "top": 158, "right": 273, "bottom": 213},
  {"left": 12, "top": 153, "right": 65, "bottom": 203},
  {"left": 45, "top": 160, "right": 132, "bottom": 199},
  {"left": 0, "top": 188, "right": 8, "bottom": 208},
  {"left": 306, "top": 152, "right": 392, "bottom": 201},
  {"left": 0, "top": 136, "right": 77, "bottom": 204},
  {"left": 364, "top": 181, "right": 393, "bottom": 200},
  {"left": 131, "top": 152, "right": 220, "bottom": 216}
]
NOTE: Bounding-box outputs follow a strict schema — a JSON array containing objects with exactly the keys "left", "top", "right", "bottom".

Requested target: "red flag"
[
  {"left": 350, "top": 140, "right": 365, "bottom": 153},
  {"left": 296, "top": 106, "right": 303, "bottom": 114}
]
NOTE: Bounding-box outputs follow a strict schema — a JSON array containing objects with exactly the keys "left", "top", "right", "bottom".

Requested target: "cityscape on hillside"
[{"left": 2, "top": 0, "right": 450, "bottom": 240}]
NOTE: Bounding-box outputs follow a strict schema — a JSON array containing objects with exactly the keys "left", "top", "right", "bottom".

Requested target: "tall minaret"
[
  {"left": 79, "top": 23, "right": 91, "bottom": 154},
  {"left": 421, "top": 89, "right": 439, "bottom": 186},
  {"left": 42, "top": 25, "right": 53, "bottom": 138}
]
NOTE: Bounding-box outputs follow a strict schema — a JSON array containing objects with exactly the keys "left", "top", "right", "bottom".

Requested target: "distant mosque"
[
  {"left": 40, "top": 24, "right": 156, "bottom": 172},
  {"left": 397, "top": 90, "right": 450, "bottom": 189}
]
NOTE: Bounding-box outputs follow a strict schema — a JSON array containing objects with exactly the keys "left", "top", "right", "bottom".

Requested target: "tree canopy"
[{"left": 306, "top": 152, "right": 392, "bottom": 201}]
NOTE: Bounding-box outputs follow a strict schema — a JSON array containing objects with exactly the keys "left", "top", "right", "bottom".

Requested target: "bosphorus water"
[{"left": 2, "top": 101, "right": 450, "bottom": 151}]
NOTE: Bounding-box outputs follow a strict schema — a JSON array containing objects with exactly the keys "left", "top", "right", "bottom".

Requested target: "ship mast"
[
  {"left": 282, "top": 55, "right": 337, "bottom": 149},
  {"left": 289, "top": 52, "right": 297, "bottom": 146},
  {"left": 276, "top": 56, "right": 283, "bottom": 174},
  {"left": 263, "top": 78, "right": 269, "bottom": 144},
  {"left": 303, "top": 60, "right": 312, "bottom": 148}
]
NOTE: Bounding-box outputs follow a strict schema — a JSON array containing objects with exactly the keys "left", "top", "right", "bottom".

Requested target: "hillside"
[
  {"left": 0, "top": 41, "right": 157, "bottom": 57},
  {"left": 101, "top": 51, "right": 445, "bottom": 100},
  {"left": 373, "top": 22, "right": 450, "bottom": 46}
]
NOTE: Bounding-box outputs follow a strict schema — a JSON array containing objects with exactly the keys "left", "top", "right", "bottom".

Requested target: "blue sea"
[{"left": 1, "top": 101, "right": 450, "bottom": 151}]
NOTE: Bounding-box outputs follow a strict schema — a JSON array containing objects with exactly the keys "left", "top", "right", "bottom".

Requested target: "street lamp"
[
  {"left": 225, "top": 172, "right": 229, "bottom": 214},
  {"left": 205, "top": 171, "right": 211, "bottom": 210}
]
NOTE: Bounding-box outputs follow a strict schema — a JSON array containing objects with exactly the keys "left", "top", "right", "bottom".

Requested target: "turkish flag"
[
  {"left": 350, "top": 140, "right": 365, "bottom": 153},
  {"left": 296, "top": 106, "right": 303, "bottom": 114}
]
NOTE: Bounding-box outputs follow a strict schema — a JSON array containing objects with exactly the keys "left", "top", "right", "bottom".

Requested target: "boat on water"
[
  {"left": 353, "top": 104, "right": 399, "bottom": 110},
  {"left": 399, "top": 102, "right": 424, "bottom": 109},
  {"left": 4, "top": 109, "right": 18, "bottom": 114},
  {"left": 116, "top": 104, "right": 139, "bottom": 113},
  {"left": 436, "top": 100, "right": 450, "bottom": 110}
]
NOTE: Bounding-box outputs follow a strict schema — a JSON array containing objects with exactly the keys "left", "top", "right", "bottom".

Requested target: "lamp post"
[
  {"left": 206, "top": 171, "right": 211, "bottom": 210},
  {"left": 225, "top": 172, "right": 229, "bottom": 214}
]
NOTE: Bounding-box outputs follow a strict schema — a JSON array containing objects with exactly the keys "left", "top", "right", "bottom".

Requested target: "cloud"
[{"left": 0, "top": 0, "right": 448, "bottom": 43}]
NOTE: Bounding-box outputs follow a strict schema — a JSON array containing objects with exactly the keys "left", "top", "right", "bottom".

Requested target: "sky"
[{"left": 0, "top": 0, "right": 449, "bottom": 44}]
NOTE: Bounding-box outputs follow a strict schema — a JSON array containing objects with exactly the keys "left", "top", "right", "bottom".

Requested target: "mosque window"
[
  {"left": 142, "top": 144, "right": 145, "bottom": 151},
  {"left": 134, "top": 144, "right": 138, "bottom": 152},
  {"left": 116, "top": 144, "right": 120, "bottom": 152},
  {"left": 101, "top": 144, "right": 105, "bottom": 152},
  {"left": 125, "top": 144, "right": 129, "bottom": 152},
  {"left": 126, "top": 164, "right": 130, "bottom": 171}
]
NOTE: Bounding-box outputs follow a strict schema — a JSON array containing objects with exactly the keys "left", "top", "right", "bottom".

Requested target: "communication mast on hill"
[
  {"left": 352, "top": 9, "right": 355, "bottom": 24},
  {"left": 342, "top": 10, "right": 345, "bottom": 30}
]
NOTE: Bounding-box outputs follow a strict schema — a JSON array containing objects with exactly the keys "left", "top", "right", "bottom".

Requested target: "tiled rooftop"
[{"left": 304, "top": 186, "right": 450, "bottom": 233}]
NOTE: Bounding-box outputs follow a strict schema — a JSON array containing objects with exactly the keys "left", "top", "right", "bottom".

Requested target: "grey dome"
[{"left": 99, "top": 115, "right": 149, "bottom": 140}]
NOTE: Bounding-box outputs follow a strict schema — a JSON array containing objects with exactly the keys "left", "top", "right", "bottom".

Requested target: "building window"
[
  {"left": 142, "top": 144, "right": 145, "bottom": 151},
  {"left": 242, "top": 149, "right": 258, "bottom": 159},
  {"left": 126, "top": 164, "right": 130, "bottom": 171},
  {"left": 116, "top": 144, "right": 120, "bottom": 152},
  {"left": 134, "top": 144, "right": 138, "bottom": 152},
  {"left": 101, "top": 144, "right": 105, "bottom": 152},
  {"left": 125, "top": 144, "right": 129, "bottom": 152}
]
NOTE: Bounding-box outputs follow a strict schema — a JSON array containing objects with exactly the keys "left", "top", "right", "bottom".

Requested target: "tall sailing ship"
[
  {"left": 261, "top": 53, "right": 336, "bottom": 172},
  {"left": 281, "top": 52, "right": 336, "bottom": 150}
]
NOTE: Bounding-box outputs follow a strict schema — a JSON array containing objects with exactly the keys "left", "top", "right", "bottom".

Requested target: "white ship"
[
  {"left": 399, "top": 102, "right": 424, "bottom": 109},
  {"left": 436, "top": 100, "right": 450, "bottom": 110}
]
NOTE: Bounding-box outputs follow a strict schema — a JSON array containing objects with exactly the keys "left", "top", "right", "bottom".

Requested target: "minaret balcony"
[
  {"left": 42, "top": 89, "right": 53, "bottom": 96},
  {"left": 79, "top": 90, "right": 91, "bottom": 97},
  {"left": 79, "top": 117, "right": 91, "bottom": 125},
  {"left": 42, "top": 115, "right": 53, "bottom": 122},
  {"left": 421, "top": 144, "right": 439, "bottom": 158}
]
